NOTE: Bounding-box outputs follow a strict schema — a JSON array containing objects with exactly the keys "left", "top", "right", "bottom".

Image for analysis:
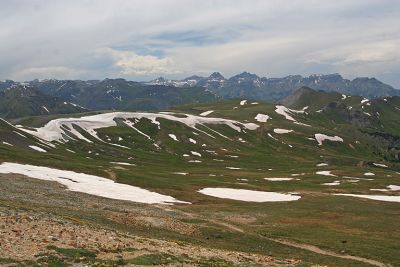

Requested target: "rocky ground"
[
  {"left": 0, "top": 173, "right": 300, "bottom": 266},
  {"left": 0, "top": 208, "right": 288, "bottom": 266}
]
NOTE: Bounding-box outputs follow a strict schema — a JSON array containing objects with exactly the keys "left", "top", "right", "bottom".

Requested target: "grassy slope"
[{"left": 0, "top": 98, "right": 399, "bottom": 266}]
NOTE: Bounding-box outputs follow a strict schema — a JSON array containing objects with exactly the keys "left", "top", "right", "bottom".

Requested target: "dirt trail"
[
  {"left": 161, "top": 207, "right": 245, "bottom": 233},
  {"left": 266, "top": 238, "right": 391, "bottom": 267},
  {"left": 170, "top": 206, "right": 390, "bottom": 267},
  {"left": 209, "top": 219, "right": 244, "bottom": 233},
  {"left": 172, "top": 207, "right": 390, "bottom": 267}
]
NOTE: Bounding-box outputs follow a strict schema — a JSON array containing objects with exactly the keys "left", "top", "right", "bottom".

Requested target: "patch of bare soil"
[
  {"left": 224, "top": 214, "right": 257, "bottom": 225},
  {"left": 108, "top": 212, "right": 200, "bottom": 235},
  {"left": 0, "top": 208, "right": 294, "bottom": 266}
]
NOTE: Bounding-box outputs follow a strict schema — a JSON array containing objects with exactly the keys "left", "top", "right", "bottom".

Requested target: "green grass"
[
  {"left": 194, "top": 257, "right": 234, "bottom": 267},
  {"left": 46, "top": 245, "right": 96, "bottom": 260},
  {"left": 0, "top": 257, "right": 17, "bottom": 264},
  {"left": 127, "top": 253, "right": 181, "bottom": 265}
]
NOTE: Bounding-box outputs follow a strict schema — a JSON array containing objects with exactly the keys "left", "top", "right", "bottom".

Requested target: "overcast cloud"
[{"left": 1, "top": 0, "right": 399, "bottom": 87}]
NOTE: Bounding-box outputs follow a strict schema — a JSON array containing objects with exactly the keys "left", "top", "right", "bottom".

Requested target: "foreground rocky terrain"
[{"left": 0, "top": 174, "right": 295, "bottom": 267}]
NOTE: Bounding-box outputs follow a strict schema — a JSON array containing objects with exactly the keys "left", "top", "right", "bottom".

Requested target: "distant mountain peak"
[
  {"left": 238, "top": 71, "right": 256, "bottom": 77},
  {"left": 231, "top": 71, "right": 260, "bottom": 81},
  {"left": 208, "top": 72, "right": 225, "bottom": 80},
  {"left": 152, "top": 77, "right": 168, "bottom": 82}
]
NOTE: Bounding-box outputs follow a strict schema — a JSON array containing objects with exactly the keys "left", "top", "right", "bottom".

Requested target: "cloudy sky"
[{"left": 1, "top": 0, "right": 399, "bottom": 87}]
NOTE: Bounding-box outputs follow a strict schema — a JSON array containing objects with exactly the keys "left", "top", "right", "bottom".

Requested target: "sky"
[{"left": 1, "top": 0, "right": 399, "bottom": 87}]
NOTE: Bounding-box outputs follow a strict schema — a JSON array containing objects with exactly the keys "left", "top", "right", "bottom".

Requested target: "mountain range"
[
  {"left": 146, "top": 72, "right": 400, "bottom": 100},
  {"left": 0, "top": 79, "right": 219, "bottom": 118},
  {"left": 0, "top": 72, "right": 399, "bottom": 118}
]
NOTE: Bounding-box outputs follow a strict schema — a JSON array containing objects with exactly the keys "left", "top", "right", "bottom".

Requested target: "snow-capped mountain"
[{"left": 144, "top": 72, "right": 400, "bottom": 100}]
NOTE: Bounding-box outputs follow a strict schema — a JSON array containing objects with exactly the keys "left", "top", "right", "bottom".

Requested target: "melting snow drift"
[
  {"left": 254, "top": 114, "right": 270, "bottom": 123},
  {"left": 21, "top": 112, "right": 259, "bottom": 143},
  {"left": 198, "top": 188, "right": 300, "bottom": 202},
  {"left": 199, "top": 110, "right": 214, "bottom": 117},
  {"left": 314, "top": 134, "right": 343, "bottom": 146},
  {"left": 316, "top": 171, "right": 336, "bottom": 176},
  {"left": 273, "top": 128, "right": 293, "bottom": 134},
  {"left": 275, "top": 105, "right": 310, "bottom": 126},
  {"left": 335, "top": 193, "right": 400, "bottom": 203},
  {"left": 168, "top": 134, "right": 178, "bottom": 141},
  {"left": 29, "top": 145, "right": 47, "bottom": 153},
  {"left": 0, "top": 162, "right": 189, "bottom": 205},
  {"left": 264, "top": 178, "right": 294, "bottom": 181}
]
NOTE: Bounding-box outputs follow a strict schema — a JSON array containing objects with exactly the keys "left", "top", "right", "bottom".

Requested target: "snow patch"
[
  {"left": 110, "top": 162, "right": 135, "bottom": 166},
  {"left": 190, "top": 151, "right": 202, "bottom": 157},
  {"left": 29, "top": 145, "right": 47, "bottom": 153},
  {"left": 316, "top": 163, "right": 328, "bottom": 167},
  {"left": 273, "top": 128, "right": 293, "bottom": 134},
  {"left": 173, "top": 172, "right": 188, "bottom": 176},
  {"left": 322, "top": 181, "right": 341, "bottom": 186},
  {"left": 198, "top": 188, "right": 300, "bottom": 202},
  {"left": 13, "top": 131, "right": 27, "bottom": 138},
  {"left": 314, "top": 134, "right": 343, "bottom": 146},
  {"left": 168, "top": 134, "right": 178, "bottom": 141},
  {"left": 254, "top": 114, "right": 270, "bottom": 123},
  {"left": 316, "top": 171, "right": 336, "bottom": 176},
  {"left": 267, "top": 133, "right": 278, "bottom": 141},
  {"left": 335, "top": 194, "right": 400, "bottom": 203},
  {"left": 0, "top": 163, "right": 188, "bottom": 205},
  {"left": 275, "top": 105, "right": 310, "bottom": 126},
  {"left": 42, "top": 106, "right": 49, "bottom": 113},
  {"left": 370, "top": 185, "right": 400, "bottom": 192},
  {"left": 372, "top": 163, "right": 388, "bottom": 168},
  {"left": 264, "top": 178, "right": 294, "bottom": 181},
  {"left": 199, "top": 110, "right": 214, "bottom": 117},
  {"left": 21, "top": 112, "right": 258, "bottom": 143}
]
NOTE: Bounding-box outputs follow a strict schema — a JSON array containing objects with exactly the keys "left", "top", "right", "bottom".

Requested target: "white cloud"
[
  {"left": 0, "top": 0, "right": 399, "bottom": 86},
  {"left": 98, "top": 48, "right": 179, "bottom": 76},
  {"left": 306, "top": 41, "right": 399, "bottom": 65},
  {"left": 11, "top": 66, "right": 87, "bottom": 81}
]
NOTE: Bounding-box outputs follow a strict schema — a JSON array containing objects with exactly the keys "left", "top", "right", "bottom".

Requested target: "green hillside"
[
  {"left": 0, "top": 85, "right": 87, "bottom": 118},
  {"left": 0, "top": 90, "right": 399, "bottom": 266}
]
